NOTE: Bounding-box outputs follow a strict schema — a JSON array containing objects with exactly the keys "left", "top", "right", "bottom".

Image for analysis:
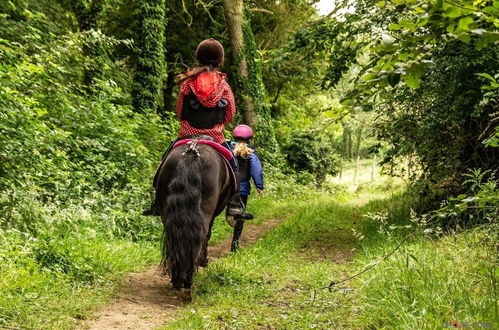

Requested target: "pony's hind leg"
[
  {"left": 171, "top": 271, "right": 183, "bottom": 291},
  {"left": 171, "top": 274, "right": 192, "bottom": 303},
  {"left": 197, "top": 216, "right": 215, "bottom": 267},
  {"left": 197, "top": 239, "right": 209, "bottom": 267},
  {"left": 178, "top": 288, "right": 193, "bottom": 303}
]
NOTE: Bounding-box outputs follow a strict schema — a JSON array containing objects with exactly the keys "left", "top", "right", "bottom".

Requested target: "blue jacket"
[{"left": 231, "top": 143, "right": 264, "bottom": 196}]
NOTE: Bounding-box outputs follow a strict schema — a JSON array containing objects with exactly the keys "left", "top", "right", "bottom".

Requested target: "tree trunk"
[
  {"left": 407, "top": 155, "right": 413, "bottom": 180},
  {"left": 353, "top": 156, "right": 360, "bottom": 184},
  {"left": 354, "top": 125, "right": 364, "bottom": 160},
  {"left": 371, "top": 154, "right": 376, "bottom": 181},
  {"left": 71, "top": 0, "right": 103, "bottom": 89},
  {"left": 71, "top": 0, "right": 102, "bottom": 32},
  {"left": 223, "top": 0, "right": 258, "bottom": 127},
  {"left": 131, "top": 0, "right": 166, "bottom": 113},
  {"left": 346, "top": 128, "right": 353, "bottom": 159},
  {"left": 339, "top": 160, "right": 343, "bottom": 183},
  {"left": 162, "top": 69, "right": 176, "bottom": 114}
]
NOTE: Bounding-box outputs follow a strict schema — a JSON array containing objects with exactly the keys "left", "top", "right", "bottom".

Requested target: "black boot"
[
  {"left": 231, "top": 239, "right": 240, "bottom": 252},
  {"left": 142, "top": 197, "right": 160, "bottom": 216},
  {"left": 227, "top": 195, "right": 245, "bottom": 215}
]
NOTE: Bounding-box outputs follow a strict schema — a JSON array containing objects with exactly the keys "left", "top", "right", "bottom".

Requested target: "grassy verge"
[
  {"left": 0, "top": 183, "right": 163, "bottom": 329},
  {"left": 164, "top": 178, "right": 497, "bottom": 329},
  {"left": 0, "top": 232, "right": 159, "bottom": 329}
]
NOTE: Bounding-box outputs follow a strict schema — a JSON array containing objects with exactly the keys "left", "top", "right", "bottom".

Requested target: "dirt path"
[{"left": 83, "top": 218, "right": 284, "bottom": 330}]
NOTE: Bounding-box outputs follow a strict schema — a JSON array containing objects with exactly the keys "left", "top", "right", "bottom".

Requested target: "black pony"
[{"left": 156, "top": 139, "right": 233, "bottom": 301}]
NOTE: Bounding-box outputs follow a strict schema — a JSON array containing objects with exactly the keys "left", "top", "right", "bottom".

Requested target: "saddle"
[{"left": 173, "top": 137, "right": 237, "bottom": 190}]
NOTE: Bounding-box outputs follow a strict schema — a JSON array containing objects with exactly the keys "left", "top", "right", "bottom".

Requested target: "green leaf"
[
  {"left": 443, "top": 6, "right": 462, "bottom": 18},
  {"left": 458, "top": 33, "right": 471, "bottom": 43},
  {"left": 398, "top": 52, "right": 411, "bottom": 61},
  {"left": 403, "top": 74, "right": 420, "bottom": 88},
  {"left": 377, "top": 1, "right": 386, "bottom": 8},
  {"left": 457, "top": 16, "right": 474, "bottom": 32},
  {"left": 476, "top": 73, "right": 496, "bottom": 82},
  {"left": 399, "top": 19, "right": 416, "bottom": 30},
  {"left": 417, "top": 16, "right": 429, "bottom": 27},
  {"left": 388, "top": 23, "right": 401, "bottom": 30},
  {"left": 415, "top": 7, "right": 426, "bottom": 14}
]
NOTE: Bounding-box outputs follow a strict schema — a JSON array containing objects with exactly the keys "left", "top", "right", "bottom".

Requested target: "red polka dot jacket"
[{"left": 176, "top": 71, "right": 236, "bottom": 143}]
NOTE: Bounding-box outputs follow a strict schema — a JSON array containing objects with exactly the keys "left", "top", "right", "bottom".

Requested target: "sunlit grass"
[
  {"left": 164, "top": 180, "right": 497, "bottom": 329},
  {"left": 0, "top": 235, "right": 159, "bottom": 329},
  {"left": 2, "top": 175, "right": 495, "bottom": 329}
]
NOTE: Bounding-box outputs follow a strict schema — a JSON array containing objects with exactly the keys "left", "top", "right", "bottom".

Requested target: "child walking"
[{"left": 230, "top": 125, "right": 264, "bottom": 251}]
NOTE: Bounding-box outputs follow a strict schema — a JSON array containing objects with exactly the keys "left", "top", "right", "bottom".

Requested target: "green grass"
[
  {"left": 354, "top": 223, "right": 498, "bottom": 328},
  {"left": 0, "top": 232, "right": 159, "bottom": 329},
  {"left": 163, "top": 181, "right": 497, "bottom": 329},
  {"left": 0, "top": 182, "right": 164, "bottom": 329},
  {"left": 2, "top": 175, "right": 496, "bottom": 329}
]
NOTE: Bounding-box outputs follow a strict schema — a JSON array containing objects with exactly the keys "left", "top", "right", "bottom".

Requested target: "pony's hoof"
[{"left": 177, "top": 288, "right": 193, "bottom": 303}]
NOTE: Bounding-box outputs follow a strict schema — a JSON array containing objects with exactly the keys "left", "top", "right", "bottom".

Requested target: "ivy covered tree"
[
  {"left": 71, "top": 0, "right": 105, "bottom": 87},
  {"left": 223, "top": 1, "right": 280, "bottom": 159},
  {"left": 131, "top": 0, "right": 166, "bottom": 114}
]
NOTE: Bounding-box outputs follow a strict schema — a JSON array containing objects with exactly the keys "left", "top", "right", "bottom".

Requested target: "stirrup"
[{"left": 227, "top": 204, "right": 244, "bottom": 216}]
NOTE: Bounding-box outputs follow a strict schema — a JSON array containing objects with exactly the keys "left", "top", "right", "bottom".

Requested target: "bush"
[{"left": 282, "top": 132, "right": 339, "bottom": 187}]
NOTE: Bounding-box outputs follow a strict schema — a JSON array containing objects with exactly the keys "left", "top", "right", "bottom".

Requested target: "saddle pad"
[{"left": 173, "top": 139, "right": 237, "bottom": 190}]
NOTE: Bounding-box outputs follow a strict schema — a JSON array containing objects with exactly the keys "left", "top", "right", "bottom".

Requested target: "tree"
[
  {"left": 130, "top": 0, "right": 166, "bottom": 114},
  {"left": 162, "top": 0, "right": 227, "bottom": 113},
  {"left": 283, "top": 132, "right": 339, "bottom": 188},
  {"left": 71, "top": 0, "right": 104, "bottom": 87},
  {"left": 223, "top": 0, "right": 258, "bottom": 126}
]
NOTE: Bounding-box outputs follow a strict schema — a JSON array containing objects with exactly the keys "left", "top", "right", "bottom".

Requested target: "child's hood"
[{"left": 188, "top": 71, "right": 228, "bottom": 106}]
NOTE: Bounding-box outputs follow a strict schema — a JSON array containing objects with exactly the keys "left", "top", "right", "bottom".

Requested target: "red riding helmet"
[{"left": 233, "top": 125, "right": 254, "bottom": 139}]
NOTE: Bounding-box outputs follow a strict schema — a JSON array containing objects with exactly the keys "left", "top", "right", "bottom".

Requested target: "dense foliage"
[
  {"left": 283, "top": 132, "right": 339, "bottom": 187},
  {"left": 292, "top": 0, "right": 499, "bottom": 215}
]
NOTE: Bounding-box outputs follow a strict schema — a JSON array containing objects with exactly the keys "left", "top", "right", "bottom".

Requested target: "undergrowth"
[{"left": 165, "top": 178, "right": 497, "bottom": 329}]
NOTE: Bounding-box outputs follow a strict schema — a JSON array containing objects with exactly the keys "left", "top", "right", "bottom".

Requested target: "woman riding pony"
[{"left": 144, "top": 38, "right": 244, "bottom": 217}]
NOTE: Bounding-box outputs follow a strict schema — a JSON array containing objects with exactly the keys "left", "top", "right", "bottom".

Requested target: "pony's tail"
[{"left": 161, "top": 152, "right": 204, "bottom": 282}]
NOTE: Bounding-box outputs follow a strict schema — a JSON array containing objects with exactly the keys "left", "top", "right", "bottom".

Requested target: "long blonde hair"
[{"left": 233, "top": 142, "right": 253, "bottom": 159}]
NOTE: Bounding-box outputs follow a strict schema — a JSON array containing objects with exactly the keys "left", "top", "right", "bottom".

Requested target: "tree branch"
[{"left": 248, "top": 7, "right": 274, "bottom": 14}]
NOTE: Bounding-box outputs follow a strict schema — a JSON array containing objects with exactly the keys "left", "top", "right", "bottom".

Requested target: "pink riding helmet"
[{"left": 233, "top": 124, "right": 254, "bottom": 139}]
